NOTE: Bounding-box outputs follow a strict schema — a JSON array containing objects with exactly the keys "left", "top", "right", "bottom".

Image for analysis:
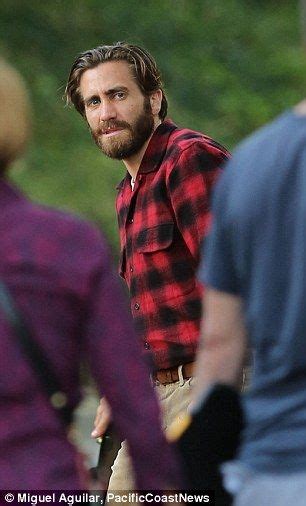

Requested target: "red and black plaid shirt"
[{"left": 116, "top": 119, "right": 230, "bottom": 370}]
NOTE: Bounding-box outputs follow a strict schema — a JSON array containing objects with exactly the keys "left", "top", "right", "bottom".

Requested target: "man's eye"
[
  {"left": 87, "top": 97, "right": 100, "bottom": 106},
  {"left": 114, "top": 91, "right": 126, "bottom": 100}
]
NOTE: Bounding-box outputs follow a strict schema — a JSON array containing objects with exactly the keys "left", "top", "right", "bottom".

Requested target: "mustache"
[{"left": 95, "top": 120, "right": 131, "bottom": 136}]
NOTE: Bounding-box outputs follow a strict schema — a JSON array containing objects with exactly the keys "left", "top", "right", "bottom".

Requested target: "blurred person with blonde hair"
[
  {"left": 0, "top": 58, "right": 30, "bottom": 170},
  {"left": 0, "top": 59, "right": 181, "bottom": 490}
]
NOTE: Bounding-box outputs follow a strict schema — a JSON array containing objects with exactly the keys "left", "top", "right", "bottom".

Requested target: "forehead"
[{"left": 79, "top": 60, "right": 140, "bottom": 97}]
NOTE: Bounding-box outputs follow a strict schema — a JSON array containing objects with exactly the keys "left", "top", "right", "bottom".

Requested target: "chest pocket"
[{"left": 136, "top": 222, "right": 174, "bottom": 253}]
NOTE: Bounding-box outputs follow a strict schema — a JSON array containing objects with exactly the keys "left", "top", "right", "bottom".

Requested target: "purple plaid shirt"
[{"left": 0, "top": 178, "right": 181, "bottom": 490}]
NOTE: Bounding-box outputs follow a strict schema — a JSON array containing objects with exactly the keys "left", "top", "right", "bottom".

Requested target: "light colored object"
[
  {"left": 0, "top": 59, "right": 30, "bottom": 169},
  {"left": 167, "top": 413, "right": 191, "bottom": 442},
  {"left": 108, "top": 377, "right": 192, "bottom": 491}
]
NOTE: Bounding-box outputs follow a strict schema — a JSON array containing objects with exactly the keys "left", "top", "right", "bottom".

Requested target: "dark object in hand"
[
  {"left": 91, "top": 425, "right": 123, "bottom": 490},
  {"left": 174, "top": 384, "right": 244, "bottom": 505}
]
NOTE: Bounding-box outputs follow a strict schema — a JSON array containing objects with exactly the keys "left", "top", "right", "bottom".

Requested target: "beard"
[{"left": 90, "top": 97, "right": 155, "bottom": 160}]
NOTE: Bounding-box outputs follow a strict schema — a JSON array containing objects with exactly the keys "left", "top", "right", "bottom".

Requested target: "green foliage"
[{"left": 1, "top": 0, "right": 305, "bottom": 249}]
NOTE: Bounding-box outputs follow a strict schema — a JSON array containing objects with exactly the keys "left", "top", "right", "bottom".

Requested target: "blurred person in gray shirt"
[{"left": 193, "top": 1, "right": 306, "bottom": 504}]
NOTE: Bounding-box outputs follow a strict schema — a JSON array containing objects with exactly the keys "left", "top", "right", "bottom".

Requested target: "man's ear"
[{"left": 150, "top": 89, "right": 163, "bottom": 117}]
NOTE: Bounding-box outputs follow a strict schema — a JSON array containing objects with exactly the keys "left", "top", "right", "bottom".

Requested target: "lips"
[
  {"left": 101, "top": 128, "right": 123, "bottom": 136},
  {"left": 99, "top": 121, "right": 130, "bottom": 137}
]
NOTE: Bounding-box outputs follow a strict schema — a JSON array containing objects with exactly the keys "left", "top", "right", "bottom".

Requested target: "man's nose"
[{"left": 98, "top": 100, "right": 116, "bottom": 122}]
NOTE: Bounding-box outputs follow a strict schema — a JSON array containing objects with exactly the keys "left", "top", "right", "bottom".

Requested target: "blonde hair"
[{"left": 0, "top": 59, "right": 30, "bottom": 171}]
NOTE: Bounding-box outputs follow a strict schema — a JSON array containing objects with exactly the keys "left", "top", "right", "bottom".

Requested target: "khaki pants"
[{"left": 108, "top": 377, "right": 193, "bottom": 491}]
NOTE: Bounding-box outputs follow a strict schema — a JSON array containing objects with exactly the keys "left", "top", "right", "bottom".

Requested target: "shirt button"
[
  {"left": 128, "top": 218, "right": 134, "bottom": 224},
  {"left": 130, "top": 266, "right": 134, "bottom": 272},
  {"left": 144, "top": 342, "right": 150, "bottom": 350},
  {"left": 134, "top": 302, "right": 140, "bottom": 310}
]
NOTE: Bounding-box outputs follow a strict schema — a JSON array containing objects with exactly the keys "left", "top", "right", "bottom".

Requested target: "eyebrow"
[{"left": 105, "top": 86, "right": 129, "bottom": 96}]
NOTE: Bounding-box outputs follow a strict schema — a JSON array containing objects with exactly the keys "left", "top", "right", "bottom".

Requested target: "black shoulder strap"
[{"left": 0, "top": 281, "right": 72, "bottom": 427}]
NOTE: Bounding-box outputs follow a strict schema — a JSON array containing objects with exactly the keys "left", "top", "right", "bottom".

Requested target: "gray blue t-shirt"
[{"left": 199, "top": 110, "right": 306, "bottom": 473}]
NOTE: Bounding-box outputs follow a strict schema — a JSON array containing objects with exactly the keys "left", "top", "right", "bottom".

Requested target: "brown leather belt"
[{"left": 153, "top": 362, "right": 194, "bottom": 385}]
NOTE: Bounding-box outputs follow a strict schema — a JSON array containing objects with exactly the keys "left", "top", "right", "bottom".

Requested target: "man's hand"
[{"left": 91, "top": 397, "right": 112, "bottom": 438}]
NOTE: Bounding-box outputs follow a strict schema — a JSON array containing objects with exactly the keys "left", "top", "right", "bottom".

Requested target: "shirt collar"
[
  {"left": 138, "top": 118, "right": 178, "bottom": 174},
  {"left": 116, "top": 119, "right": 178, "bottom": 190}
]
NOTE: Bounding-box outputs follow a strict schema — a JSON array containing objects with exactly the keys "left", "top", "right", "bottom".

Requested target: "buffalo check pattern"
[{"left": 116, "top": 119, "right": 230, "bottom": 370}]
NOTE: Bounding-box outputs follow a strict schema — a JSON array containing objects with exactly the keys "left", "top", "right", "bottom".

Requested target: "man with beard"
[{"left": 65, "top": 42, "right": 230, "bottom": 490}]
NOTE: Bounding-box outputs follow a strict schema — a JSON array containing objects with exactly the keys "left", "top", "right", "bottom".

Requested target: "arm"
[
  {"left": 83, "top": 240, "right": 182, "bottom": 490},
  {"left": 192, "top": 288, "right": 247, "bottom": 406},
  {"left": 167, "top": 141, "right": 229, "bottom": 263},
  {"left": 91, "top": 396, "right": 111, "bottom": 438}
]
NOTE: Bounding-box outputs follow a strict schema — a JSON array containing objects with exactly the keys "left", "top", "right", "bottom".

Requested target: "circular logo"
[{"left": 5, "top": 493, "right": 14, "bottom": 503}]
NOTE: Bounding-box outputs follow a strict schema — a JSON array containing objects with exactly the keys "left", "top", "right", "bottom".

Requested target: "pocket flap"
[{"left": 137, "top": 222, "right": 174, "bottom": 253}]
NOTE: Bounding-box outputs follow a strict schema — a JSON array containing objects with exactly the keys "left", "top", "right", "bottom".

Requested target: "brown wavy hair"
[{"left": 65, "top": 42, "right": 168, "bottom": 120}]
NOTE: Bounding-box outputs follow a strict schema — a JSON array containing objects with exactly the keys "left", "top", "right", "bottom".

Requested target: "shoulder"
[
  {"left": 228, "top": 110, "right": 294, "bottom": 171},
  {"left": 211, "top": 111, "right": 298, "bottom": 220},
  {"left": 163, "top": 125, "right": 229, "bottom": 188},
  {"left": 13, "top": 198, "right": 109, "bottom": 263},
  {"left": 169, "top": 123, "right": 229, "bottom": 154},
  {"left": 33, "top": 201, "right": 102, "bottom": 238},
  {"left": 165, "top": 124, "right": 229, "bottom": 172},
  {"left": 1, "top": 188, "right": 112, "bottom": 295}
]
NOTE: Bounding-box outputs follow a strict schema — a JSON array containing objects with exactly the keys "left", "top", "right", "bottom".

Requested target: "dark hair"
[{"left": 65, "top": 41, "right": 168, "bottom": 121}]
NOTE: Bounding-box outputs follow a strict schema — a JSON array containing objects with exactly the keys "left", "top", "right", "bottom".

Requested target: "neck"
[{"left": 123, "top": 118, "right": 162, "bottom": 179}]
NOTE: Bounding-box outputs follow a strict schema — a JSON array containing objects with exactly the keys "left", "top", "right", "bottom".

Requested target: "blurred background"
[
  {"left": 1, "top": 0, "right": 305, "bottom": 467},
  {"left": 1, "top": 0, "right": 305, "bottom": 251}
]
